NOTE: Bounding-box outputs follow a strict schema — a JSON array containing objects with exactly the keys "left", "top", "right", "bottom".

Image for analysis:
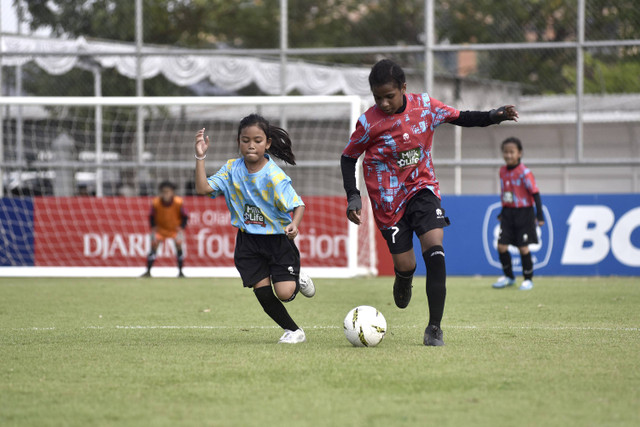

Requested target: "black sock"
[
  {"left": 177, "top": 249, "right": 184, "bottom": 272},
  {"left": 423, "top": 246, "right": 446, "bottom": 328},
  {"left": 499, "top": 251, "right": 514, "bottom": 279},
  {"left": 146, "top": 251, "right": 156, "bottom": 272},
  {"left": 521, "top": 252, "right": 533, "bottom": 280},
  {"left": 253, "top": 286, "right": 299, "bottom": 331}
]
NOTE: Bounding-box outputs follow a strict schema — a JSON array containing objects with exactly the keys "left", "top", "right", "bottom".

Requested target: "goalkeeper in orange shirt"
[{"left": 141, "top": 181, "right": 188, "bottom": 278}]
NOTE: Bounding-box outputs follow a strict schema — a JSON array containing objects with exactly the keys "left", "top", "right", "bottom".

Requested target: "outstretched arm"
[
  {"left": 450, "top": 105, "right": 519, "bottom": 127},
  {"left": 194, "top": 128, "right": 214, "bottom": 195}
]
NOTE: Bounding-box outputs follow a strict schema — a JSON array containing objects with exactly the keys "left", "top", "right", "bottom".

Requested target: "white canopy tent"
[{"left": 0, "top": 34, "right": 371, "bottom": 96}]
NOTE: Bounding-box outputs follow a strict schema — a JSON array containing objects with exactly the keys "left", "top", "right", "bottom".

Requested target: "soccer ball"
[{"left": 343, "top": 305, "right": 387, "bottom": 347}]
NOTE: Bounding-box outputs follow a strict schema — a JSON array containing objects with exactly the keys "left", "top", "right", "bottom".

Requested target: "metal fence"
[{"left": 1, "top": 0, "right": 640, "bottom": 196}]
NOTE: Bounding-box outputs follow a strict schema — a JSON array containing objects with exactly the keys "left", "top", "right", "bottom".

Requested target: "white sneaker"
[
  {"left": 278, "top": 328, "right": 306, "bottom": 344},
  {"left": 519, "top": 279, "right": 534, "bottom": 290},
  {"left": 299, "top": 271, "right": 315, "bottom": 297},
  {"left": 492, "top": 276, "right": 516, "bottom": 289}
]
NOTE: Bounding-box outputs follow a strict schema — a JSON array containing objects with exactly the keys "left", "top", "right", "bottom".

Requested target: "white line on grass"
[{"left": 11, "top": 325, "right": 640, "bottom": 332}]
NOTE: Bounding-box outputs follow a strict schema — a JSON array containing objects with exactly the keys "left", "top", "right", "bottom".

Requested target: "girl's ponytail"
[{"left": 266, "top": 125, "right": 296, "bottom": 165}]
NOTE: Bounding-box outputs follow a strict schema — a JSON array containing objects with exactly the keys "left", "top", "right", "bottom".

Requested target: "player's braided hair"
[
  {"left": 236, "top": 114, "right": 296, "bottom": 165},
  {"left": 368, "top": 59, "right": 406, "bottom": 90}
]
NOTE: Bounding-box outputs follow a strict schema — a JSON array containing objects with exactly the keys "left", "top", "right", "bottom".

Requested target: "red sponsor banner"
[{"left": 34, "top": 196, "right": 351, "bottom": 268}]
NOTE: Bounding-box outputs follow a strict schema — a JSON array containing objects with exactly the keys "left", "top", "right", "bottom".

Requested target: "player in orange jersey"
[{"left": 141, "top": 181, "right": 188, "bottom": 278}]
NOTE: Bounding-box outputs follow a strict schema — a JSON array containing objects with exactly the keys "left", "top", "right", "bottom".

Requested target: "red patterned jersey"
[
  {"left": 342, "top": 93, "right": 460, "bottom": 229},
  {"left": 499, "top": 163, "right": 539, "bottom": 208}
]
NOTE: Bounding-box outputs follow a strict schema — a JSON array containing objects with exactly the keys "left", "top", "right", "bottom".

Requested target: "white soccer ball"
[{"left": 343, "top": 305, "right": 387, "bottom": 347}]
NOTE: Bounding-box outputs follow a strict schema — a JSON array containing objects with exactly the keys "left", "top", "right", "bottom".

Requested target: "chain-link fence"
[{"left": 1, "top": 0, "right": 640, "bottom": 196}]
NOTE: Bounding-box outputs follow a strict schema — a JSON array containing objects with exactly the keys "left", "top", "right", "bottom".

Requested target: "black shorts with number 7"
[{"left": 379, "top": 189, "right": 451, "bottom": 254}]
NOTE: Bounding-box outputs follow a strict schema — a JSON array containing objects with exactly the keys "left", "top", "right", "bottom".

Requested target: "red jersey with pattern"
[
  {"left": 499, "top": 163, "right": 539, "bottom": 208},
  {"left": 342, "top": 93, "right": 460, "bottom": 229}
]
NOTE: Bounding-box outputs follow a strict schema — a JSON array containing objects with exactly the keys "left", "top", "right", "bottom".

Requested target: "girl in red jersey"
[
  {"left": 341, "top": 59, "right": 518, "bottom": 346},
  {"left": 492, "top": 137, "right": 545, "bottom": 291}
]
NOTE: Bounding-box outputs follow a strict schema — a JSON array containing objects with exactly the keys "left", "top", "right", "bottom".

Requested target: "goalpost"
[{"left": 0, "top": 96, "right": 377, "bottom": 278}]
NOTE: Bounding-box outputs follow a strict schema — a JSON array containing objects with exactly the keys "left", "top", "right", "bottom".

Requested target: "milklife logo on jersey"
[
  {"left": 397, "top": 147, "right": 421, "bottom": 169},
  {"left": 243, "top": 204, "right": 266, "bottom": 227},
  {"left": 481, "top": 202, "right": 553, "bottom": 271}
]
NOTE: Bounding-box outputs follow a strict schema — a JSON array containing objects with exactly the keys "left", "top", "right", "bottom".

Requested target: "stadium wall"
[{"left": 1, "top": 194, "right": 638, "bottom": 277}]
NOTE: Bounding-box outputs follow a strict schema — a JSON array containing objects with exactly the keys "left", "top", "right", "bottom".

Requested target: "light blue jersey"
[{"left": 207, "top": 155, "right": 304, "bottom": 234}]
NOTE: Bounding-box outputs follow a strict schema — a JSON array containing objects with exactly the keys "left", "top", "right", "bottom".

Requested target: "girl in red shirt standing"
[{"left": 493, "top": 137, "right": 545, "bottom": 291}]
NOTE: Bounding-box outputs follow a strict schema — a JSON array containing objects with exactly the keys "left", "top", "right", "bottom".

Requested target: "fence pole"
[
  {"left": 0, "top": 0, "right": 4, "bottom": 197},
  {"left": 576, "top": 0, "right": 585, "bottom": 164},
  {"left": 94, "top": 67, "right": 103, "bottom": 197},
  {"left": 280, "top": 0, "right": 288, "bottom": 129},
  {"left": 424, "top": 0, "right": 434, "bottom": 93},
  {"left": 135, "top": 0, "right": 144, "bottom": 196}
]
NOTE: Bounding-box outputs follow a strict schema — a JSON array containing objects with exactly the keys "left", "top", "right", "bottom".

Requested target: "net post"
[{"left": 345, "top": 98, "right": 362, "bottom": 275}]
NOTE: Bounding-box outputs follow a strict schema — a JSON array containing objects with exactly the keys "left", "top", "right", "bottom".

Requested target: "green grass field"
[{"left": 1, "top": 276, "right": 639, "bottom": 427}]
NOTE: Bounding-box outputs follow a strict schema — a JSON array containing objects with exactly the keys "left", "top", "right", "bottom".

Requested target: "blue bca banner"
[{"left": 412, "top": 194, "right": 640, "bottom": 276}]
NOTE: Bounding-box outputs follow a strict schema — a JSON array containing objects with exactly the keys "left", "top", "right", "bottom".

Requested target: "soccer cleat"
[
  {"left": 393, "top": 275, "right": 413, "bottom": 308},
  {"left": 519, "top": 279, "right": 534, "bottom": 290},
  {"left": 278, "top": 328, "right": 306, "bottom": 344},
  {"left": 298, "top": 271, "right": 316, "bottom": 297},
  {"left": 178, "top": 271, "right": 185, "bottom": 278},
  {"left": 492, "top": 276, "right": 516, "bottom": 289},
  {"left": 140, "top": 271, "right": 151, "bottom": 278},
  {"left": 423, "top": 324, "right": 445, "bottom": 346}
]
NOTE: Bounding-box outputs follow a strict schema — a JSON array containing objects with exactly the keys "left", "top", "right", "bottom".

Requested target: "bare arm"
[
  {"left": 285, "top": 205, "right": 305, "bottom": 240},
  {"left": 194, "top": 128, "right": 214, "bottom": 195}
]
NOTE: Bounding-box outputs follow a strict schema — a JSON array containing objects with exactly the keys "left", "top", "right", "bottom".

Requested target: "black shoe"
[
  {"left": 393, "top": 276, "right": 413, "bottom": 308},
  {"left": 423, "top": 325, "right": 445, "bottom": 346},
  {"left": 140, "top": 271, "right": 151, "bottom": 278},
  {"left": 178, "top": 271, "right": 185, "bottom": 278}
]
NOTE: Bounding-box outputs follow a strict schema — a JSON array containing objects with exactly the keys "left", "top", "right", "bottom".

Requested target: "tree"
[
  {"left": 20, "top": 0, "right": 640, "bottom": 96},
  {"left": 437, "top": 0, "right": 640, "bottom": 94}
]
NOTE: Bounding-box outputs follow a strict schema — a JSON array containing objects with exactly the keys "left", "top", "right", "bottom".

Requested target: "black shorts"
[
  {"left": 379, "top": 189, "right": 450, "bottom": 254},
  {"left": 234, "top": 229, "right": 300, "bottom": 287},
  {"left": 498, "top": 207, "right": 539, "bottom": 247}
]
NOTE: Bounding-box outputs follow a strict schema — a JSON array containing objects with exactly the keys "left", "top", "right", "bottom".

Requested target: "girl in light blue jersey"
[{"left": 194, "top": 114, "right": 315, "bottom": 344}]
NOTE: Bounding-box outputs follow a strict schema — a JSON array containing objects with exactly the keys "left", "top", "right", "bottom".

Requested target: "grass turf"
[{"left": 1, "top": 276, "right": 639, "bottom": 427}]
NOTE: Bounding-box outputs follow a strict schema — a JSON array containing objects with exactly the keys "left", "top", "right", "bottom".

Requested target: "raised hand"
[{"left": 195, "top": 128, "right": 210, "bottom": 159}]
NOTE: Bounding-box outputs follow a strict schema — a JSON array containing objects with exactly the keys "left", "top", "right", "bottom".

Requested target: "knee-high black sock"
[
  {"left": 499, "top": 251, "right": 514, "bottom": 279},
  {"left": 521, "top": 252, "right": 533, "bottom": 280},
  {"left": 177, "top": 249, "right": 184, "bottom": 272},
  {"left": 253, "top": 286, "right": 299, "bottom": 331},
  {"left": 146, "top": 251, "right": 156, "bottom": 272},
  {"left": 423, "top": 246, "right": 446, "bottom": 328}
]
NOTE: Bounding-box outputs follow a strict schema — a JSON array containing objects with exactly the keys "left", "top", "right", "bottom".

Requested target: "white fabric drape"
[{"left": 1, "top": 34, "right": 371, "bottom": 96}]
